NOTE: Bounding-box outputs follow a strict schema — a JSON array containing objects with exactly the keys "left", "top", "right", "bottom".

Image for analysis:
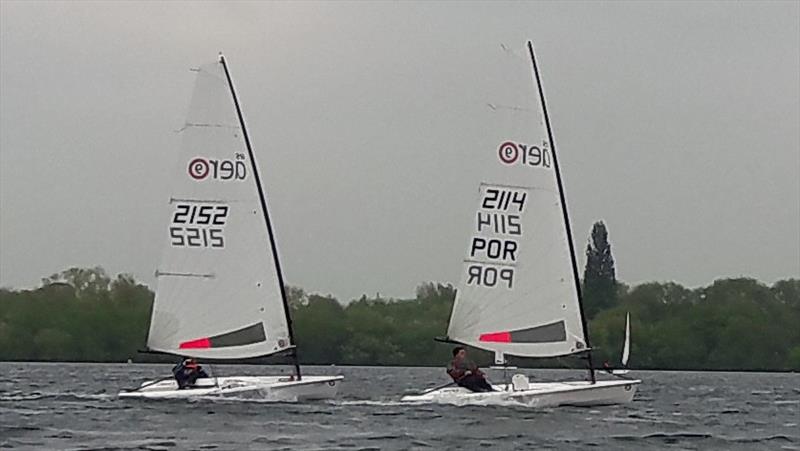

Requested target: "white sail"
[
  {"left": 446, "top": 42, "right": 587, "bottom": 359},
  {"left": 146, "top": 58, "right": 291, "bottom": 359},
  {"left": 622, "top": 312, "right": 631, "bottom": 366}
]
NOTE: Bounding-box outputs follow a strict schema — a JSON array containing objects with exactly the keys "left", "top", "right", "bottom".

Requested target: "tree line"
[
  {"left": 0, "top": 223, "right": 797, "bottom": 370},
  {"left": 1, "top": 267, "right": 797, "bottom": 370}
]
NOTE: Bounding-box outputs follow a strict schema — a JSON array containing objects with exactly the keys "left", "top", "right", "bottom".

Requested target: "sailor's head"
[{"left": 452, "top": 346, "right": 466, "bottom": 358}]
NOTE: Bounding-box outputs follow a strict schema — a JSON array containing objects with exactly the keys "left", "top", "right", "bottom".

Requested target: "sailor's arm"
[{"left": 447, "top": 361, "right": 466, "bottom": 380}]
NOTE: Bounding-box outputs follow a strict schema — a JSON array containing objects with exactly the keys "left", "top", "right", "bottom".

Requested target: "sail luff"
[
  {"left": 218, "top": 54, "right": 301, "bottom": 378},
  {"left": 526, "top": 41, "right": 595, "bottom": 382}
]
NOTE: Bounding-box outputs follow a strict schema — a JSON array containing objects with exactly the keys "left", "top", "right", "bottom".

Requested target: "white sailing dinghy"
[
  {"left": 610, "top": 312, "right": 632, "bottom": 375},
  {"left": 119, "top": 55, "right": 343, "bottom": 400},
  {"left": 402, "top": 42, "right": 640, "bottom": 407}
]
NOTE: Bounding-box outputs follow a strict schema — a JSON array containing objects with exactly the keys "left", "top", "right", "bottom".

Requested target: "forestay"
[
  {"left": 146, "top": 59, "right": 291, "bottom": 360},
  {"left": 446, "top": 42, "right": 587, "bottom": 359}
]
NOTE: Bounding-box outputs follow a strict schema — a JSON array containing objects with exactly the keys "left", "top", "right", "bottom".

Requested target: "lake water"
[{"left": 1, "top": 362, "right": 798, "bottom": 450}]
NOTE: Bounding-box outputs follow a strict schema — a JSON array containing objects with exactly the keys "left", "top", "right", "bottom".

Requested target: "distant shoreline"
[{"left": 3, "top": 269, "right": 798, "bottom": 372}]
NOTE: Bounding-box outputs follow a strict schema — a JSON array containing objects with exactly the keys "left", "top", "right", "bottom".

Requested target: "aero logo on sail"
[
  {"left": 497, "top": 141, "right": 551, "bottom": 168},
  {"left": 188, "top": 154, "right": 247, "bottom": 181}
]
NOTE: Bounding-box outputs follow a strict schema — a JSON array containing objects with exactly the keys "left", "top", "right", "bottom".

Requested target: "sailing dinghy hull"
[
  {"left": 401, "top": 378, "right": 640, "bottom": 407},
  {"left": 118, "top": 375, "right": 343, "bottom": 401}
]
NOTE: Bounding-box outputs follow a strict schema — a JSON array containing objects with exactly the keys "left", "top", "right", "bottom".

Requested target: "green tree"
[
  {"left": 43, "top": 266, "right": 111, "bottom": 300},
  {"left": 293, "top": 294, "right": 348, "bottom": 364},
  {"left": 285, "top": 285, "right": 308, "bottom": 310},
  {"left": 1, "top": 266, "right": 798, "bottom": 370},
  {"left": 787, "top": 346, "right": 800, "bottom": 370},
  {"left": 583, "top": 221, "right": 618, "bottom": 318}
]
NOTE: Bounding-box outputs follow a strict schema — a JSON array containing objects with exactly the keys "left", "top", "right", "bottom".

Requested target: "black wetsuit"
[
  {"left": 447, "top": 357, "right": 494, "bottom": 392},
  {"left": 172, "top": 361, "right": 209, "bottom": 389}
]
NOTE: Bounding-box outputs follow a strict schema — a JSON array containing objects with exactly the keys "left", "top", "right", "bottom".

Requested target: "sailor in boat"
[
  {"left": 172, "top": 358, "right": 209, "bottom": 389},
  {"left": 447, "top": 347, "right": 495, "bottom": 392}
]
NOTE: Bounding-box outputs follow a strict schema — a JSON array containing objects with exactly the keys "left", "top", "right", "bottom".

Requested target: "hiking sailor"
[
  {"left": 447, "top": 346, "right": 495, "bottom": 392},
  {"left": 172, "top": 358, "right": 209, "bottom": 389}
]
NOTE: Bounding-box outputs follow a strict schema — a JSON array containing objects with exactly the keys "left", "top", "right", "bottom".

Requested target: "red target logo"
[
  {"left": 498, "top": 141, "right": 519, "bottom": 164},
  {"left": 188, "top": 158, "right": 210, "bottom": 180},
  {"left": 188, "top": 155, "right": 248, "bottom": 181}
]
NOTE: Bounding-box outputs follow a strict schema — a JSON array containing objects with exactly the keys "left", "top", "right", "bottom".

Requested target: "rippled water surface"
[{"left": 1, "top": 363, "right": 798, "bottom": 450}]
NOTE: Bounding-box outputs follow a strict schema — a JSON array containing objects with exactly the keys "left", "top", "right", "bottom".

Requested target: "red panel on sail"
[
  {"left": 479, "top": 331, "right": 511, "bottom": 343},
  {"left": 179, "top": 337, "right": 211, "bottom": 349}
]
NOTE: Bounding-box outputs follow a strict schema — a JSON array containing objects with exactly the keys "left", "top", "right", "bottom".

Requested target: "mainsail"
[
  {"left": 622, "top": 312, "right": 631, "bottom": 366},
  {"left": 146, "top": 57, "right": 292, "bottom": 360},
  {"left": 446, "top": 42, "right": 588, "bottom": 360}
]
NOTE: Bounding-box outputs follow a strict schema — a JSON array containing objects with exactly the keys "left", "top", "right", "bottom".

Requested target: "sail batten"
[
  {"left": 446, "top": 42, "right": 587, "bottom": 360},
  {"left": 145, "top": 59, "right": 291, "bottom": 360}
]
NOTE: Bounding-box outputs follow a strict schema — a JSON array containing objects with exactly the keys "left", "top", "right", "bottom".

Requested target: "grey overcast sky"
[{"left": 1, "top": 1, "right": 798, "bottom": 301}]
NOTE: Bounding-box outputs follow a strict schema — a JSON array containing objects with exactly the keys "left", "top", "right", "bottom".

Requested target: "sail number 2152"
[{"left": 169, "top": 203, "right": 229, "bottom": 248}]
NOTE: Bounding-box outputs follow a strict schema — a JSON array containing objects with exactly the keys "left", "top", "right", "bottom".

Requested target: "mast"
[
  {"left": 526, "top": 41, "right": 595, "bottom": 383},
  {"left": 218, "top": 54, "right": 302, "bottom": 379}
]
